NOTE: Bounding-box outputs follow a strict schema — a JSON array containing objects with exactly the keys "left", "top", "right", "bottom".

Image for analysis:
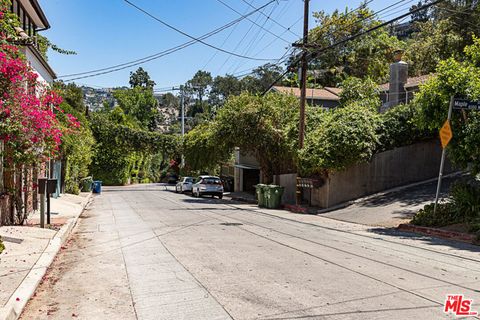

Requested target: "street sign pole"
[{"left": 434, "top": 96, "right": 454, "bottom": 215}]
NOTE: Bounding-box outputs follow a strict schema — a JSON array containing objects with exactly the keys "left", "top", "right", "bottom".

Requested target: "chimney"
[{"left": 387, "top": 49, "right": 408, "bottom": 109}]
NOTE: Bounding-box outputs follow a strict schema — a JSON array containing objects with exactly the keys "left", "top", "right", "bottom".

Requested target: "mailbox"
[
  {"left": 37, "top": 178, "right": 48, "bottom": 194},
  {"left": 47, "top": 179, "right": 57, "bottom": 194}
]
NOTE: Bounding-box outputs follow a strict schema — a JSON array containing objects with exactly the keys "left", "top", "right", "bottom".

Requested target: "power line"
[
  {"left": 214, "top": 0, "right": 290, "bottom": 44},
  {"left": 123, "top": 0, "right": 277, "bottom": 62},
  {"left": 228, "top": 3, "right": 280, "bottom": 74},
  {"left": 59, "top": 0, "right": 278, "bottom": 80},
  {"left": 240, "top": 0, "right": 301, "bottom": 38},
  {"left": 201, "top": 1, "right": 253, "bottom": 70},
  {"left": 217, "top": 2, "right": 273, "bottom": 74},
  {"left": 262, "top": 0, "right": 445, "bottom": 95}
]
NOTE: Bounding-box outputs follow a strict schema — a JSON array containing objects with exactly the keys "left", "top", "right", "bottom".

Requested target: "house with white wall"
[{"left": 10, "top": 0, "right": 56, "bottom": 83}]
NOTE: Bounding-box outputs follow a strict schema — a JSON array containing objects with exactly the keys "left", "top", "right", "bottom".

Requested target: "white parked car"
[
  {"left": 175, "top": 177, "right": 194, "bottom": 193},
  {"left": 192, "top": 176, "right": 224, "bottom": 199}
]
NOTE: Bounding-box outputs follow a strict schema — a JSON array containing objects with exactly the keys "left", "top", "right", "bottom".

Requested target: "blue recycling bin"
[{"left": 93, "top": 180, "right": 102, "bottom": 194}]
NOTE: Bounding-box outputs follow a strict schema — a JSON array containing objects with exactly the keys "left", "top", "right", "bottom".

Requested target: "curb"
[
  {"left": 230, "top": 196, "right": 257, "bottom": 204},
  {"left": 398, "top": 224, "right": 478, "bottom": 245},
  {"left": 0, "top": 193, "right": 93, "bottom": 320}
]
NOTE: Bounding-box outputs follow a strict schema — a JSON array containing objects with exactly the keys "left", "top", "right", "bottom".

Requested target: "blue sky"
[{"left": 40, "top": 0, "right": 406, "bottom": 89}]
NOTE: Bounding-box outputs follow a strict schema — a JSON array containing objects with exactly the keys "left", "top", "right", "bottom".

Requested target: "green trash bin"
[
  {"left": 81, "top": 177, "right": 93, "bottom": 192},
  {"left": 264, "top": 185, "right": 284, "bottom": 209},
  {"left": 255, "top": 184, "right": 267, "bottom": 207}
]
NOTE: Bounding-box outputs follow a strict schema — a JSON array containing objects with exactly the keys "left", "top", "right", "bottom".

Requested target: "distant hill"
[{"left": 80, "top": 86, "right": 120, "bottom": 111}]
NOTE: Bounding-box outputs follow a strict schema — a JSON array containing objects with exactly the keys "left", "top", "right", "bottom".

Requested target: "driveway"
[
  {"left": 21, "top": 183, "right": 480, "bottom": 319},
  {"left": 321, "top": 175, "right": 460, "bottom": 227}
]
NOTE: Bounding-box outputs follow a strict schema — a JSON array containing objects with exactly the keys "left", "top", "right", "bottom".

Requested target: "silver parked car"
[
  {"left": 175, "top": 177, "right": 194, "bottom": 193},
  {"left": 192, "top": 175, "right": 224, "bottom": 199}
]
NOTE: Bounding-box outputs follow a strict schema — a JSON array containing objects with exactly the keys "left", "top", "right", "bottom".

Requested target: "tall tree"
[
  {"left": 114, "top": 87, "right": 161, "bottom": 130},
  {"left": 209, "top": 74, "right": 243, "bottom": 110},
  {"left": 185, "top": 70, "right": 213, "bottom": 117},
  {"left": 241, "top": 63, "right": 283, "bottom": 94},
  {"left": 129, "top": 67, "right": 156, "bottom": 89},
  {"left": 304, "top": 7, "right": 404, "bottom": 87}
]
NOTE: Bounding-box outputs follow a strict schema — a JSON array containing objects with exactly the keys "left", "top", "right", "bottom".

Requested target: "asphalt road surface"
[{"left": 21, "top": 184, "right": 480, "bottom": 320}]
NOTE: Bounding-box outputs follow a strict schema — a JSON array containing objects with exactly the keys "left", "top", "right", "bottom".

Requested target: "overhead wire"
[
  {"left": 240, "top": 0, "right": 301, "bottom": 38},
  {"left": 261, "top": 0, "right": 445, "bottom": 95},
  {"left": 229, "top": 0, "right": 299, "bottom": 74},
  {"left": 123, "top": 0, "right": 277, "bottom": 62},
  {"left": 59, "top": 0, "right": 278, "bottom": 80},
  {"left": 227, "top": 3, "right": 280, "bottom": 74},
  {"left": 200, "top": 0, "right": 253, "bottom": 70},
  {"left": 216, "top": 1, "right": 272, "bottom": 74},
  {"left": 214, "top": 0, "right": 291, "bottom": 44}
]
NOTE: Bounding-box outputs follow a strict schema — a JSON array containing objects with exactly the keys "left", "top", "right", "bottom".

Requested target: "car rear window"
[
  {"left": 202, "top": 178, "right": 222, "bottom": 184},
  {"left": 185, "top": 178, "right": 193, "bottom": 183}
]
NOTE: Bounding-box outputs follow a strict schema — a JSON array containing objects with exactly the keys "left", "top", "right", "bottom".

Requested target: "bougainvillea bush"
[{"left": 0, "top": 0, "right": 79, "bottom": 224}]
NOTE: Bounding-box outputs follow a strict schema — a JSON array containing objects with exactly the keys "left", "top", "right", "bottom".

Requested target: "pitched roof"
[
  {"left": 271, "top": 86, "right": 341, "bottom": 101},
  {"left": 379, "top": 74, "right": 433, "bottom": 91}
]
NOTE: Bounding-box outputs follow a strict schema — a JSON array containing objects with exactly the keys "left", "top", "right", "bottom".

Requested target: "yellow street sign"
[{"left": 439, "top": 120, "right": 452, "bottom": 149}]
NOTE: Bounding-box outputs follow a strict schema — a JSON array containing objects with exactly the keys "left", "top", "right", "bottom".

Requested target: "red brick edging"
[
  {"left": 398, "top": 224, "right": 478, "bottom": 245},
  {"left": 284, "top": 204, "right": 309, "bottom": 214}
]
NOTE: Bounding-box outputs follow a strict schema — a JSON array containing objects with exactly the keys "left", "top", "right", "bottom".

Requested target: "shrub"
[
  {"left": 377, "top": 104, "right": 431, "bottom": 152},
  {"left": 411, "top": 202, "right": 458, "bottom": 227},
  {"left": 411, "top": 178, "right": 480, "bottom": 229},
  {"left": 0, "top": 237, "right": 4, "bottom": 254},
  {"left": 450, "top": 179, "right": 480, "bottom": 222},
  {"left": 299, "top": 102, "right": 380, "bottom": 175}
]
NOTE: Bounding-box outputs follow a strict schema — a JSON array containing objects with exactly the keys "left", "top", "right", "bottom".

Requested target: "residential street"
[{"left": 18, "top": 183, "right": 480, "bottom": 320}]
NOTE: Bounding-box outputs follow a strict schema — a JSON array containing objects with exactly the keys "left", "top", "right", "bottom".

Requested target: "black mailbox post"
[
  {"left": 47, "top": 179, "right": 57, "bottom": 194},
  {"left": 37, "top": 178, "right": 57, "bottom": 225},
  {"left": 37, "top": 178, "right": 47, "bottom": 195}
]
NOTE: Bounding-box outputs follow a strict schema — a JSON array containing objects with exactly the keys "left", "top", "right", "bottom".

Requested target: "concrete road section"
[{"left": 21, "top": 184, "right": 480, "bottom": 319}]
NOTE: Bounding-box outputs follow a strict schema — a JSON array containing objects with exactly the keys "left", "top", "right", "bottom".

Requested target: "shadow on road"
[{"left": 368, "top": 227, "right": 480, "bottom": 254}]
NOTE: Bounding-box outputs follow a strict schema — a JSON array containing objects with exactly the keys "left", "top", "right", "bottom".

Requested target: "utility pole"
[
  {"left": 299, "top": 0, "right": 309, "bottom": 148},
  {"left": 180, "top": 88, "right": 185, "bottom": 168}
]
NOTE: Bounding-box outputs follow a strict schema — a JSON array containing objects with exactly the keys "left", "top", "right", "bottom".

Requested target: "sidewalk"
[{"left": 0, "top": 192, "right": 91, "bottom": 320}]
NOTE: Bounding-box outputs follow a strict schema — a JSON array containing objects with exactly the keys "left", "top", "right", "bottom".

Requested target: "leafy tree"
[
  {"left": 306, "top": 7, "right": 404, "bottom": 87},
  {"left": 184, "top": 70, "right": 213, "bottom": 117},
  {"left": 215, "top": 92, "right": 298, "bottom": 181},
  {"left": 54, "top": 82, "right": 86, "bottom": 114},
  {"left": 114, "top": 87, "right": 161, "bottom": 130},
  {"left": 54, "top": 82, "right": 95, "bottom": 194},
  {"left": 183, "top": 123, "right": 230, "bottom": 172},
  {"left": 377, "top": 103, "right": 431, "bottom": 152},
  {"left": 89, "top": 109, "right": 178, "bottom": 185},
  {"left": 209, "top": 74, "right": 243, "bottom": 109},
  {"left": 299, "top": 102, "right": 381, "bottom": 175},
  {"left": 241, "top": 63, "right": 283, "bottom": 94},
  {"left": 339, "top": 76, "right": 381, "bottom": 108},
  {"left": 413, "top": 36, "right": 480, "bottom": 174},
  {"left": 405, "top": 20, "right": 463, "bottom": 76},
  {"left": 129, "top": 67, "right": 156, "bottom": 89}
]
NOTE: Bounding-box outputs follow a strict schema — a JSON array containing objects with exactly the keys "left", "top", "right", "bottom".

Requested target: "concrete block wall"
[
  {"left": 311, "top": 140, "right": 454, "bottom": 208},
  {"left": 275, "top": 140, "right": 455, "bottom": 208}
]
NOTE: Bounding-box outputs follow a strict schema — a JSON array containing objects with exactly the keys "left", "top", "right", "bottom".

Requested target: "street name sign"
[
  {"left": 453, "top": 99, "right": 480, "bottom": 110},
  {"left": 439, "top": 120, "right": 452, "bottom": 149}
]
